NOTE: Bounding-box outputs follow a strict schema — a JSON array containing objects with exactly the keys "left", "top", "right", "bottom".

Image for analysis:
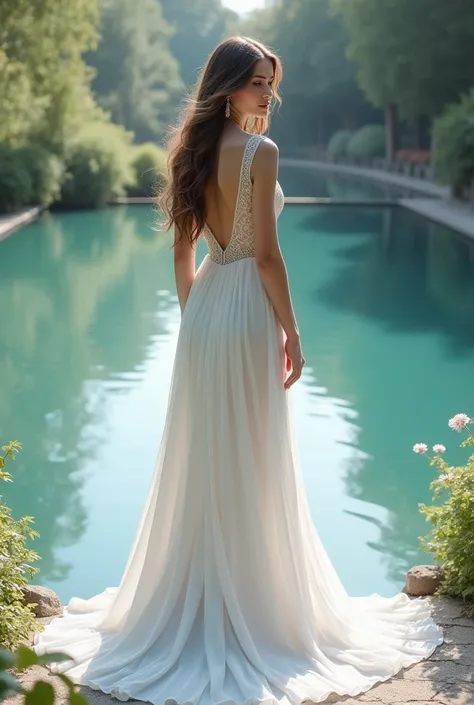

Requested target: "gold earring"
[{"left": 225, "top": 96, "right": 230, "bottom": 118}]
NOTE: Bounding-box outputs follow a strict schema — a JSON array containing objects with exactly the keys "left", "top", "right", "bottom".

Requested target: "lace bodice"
[{"left": 203, "top": 134, "right": 285, "bottom": 265}]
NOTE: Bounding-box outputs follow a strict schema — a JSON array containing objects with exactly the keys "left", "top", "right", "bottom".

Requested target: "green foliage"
[
  {"left": 59, "top": 123, "right": 134, "bottom": 209},
  {"left": 160, "top": 0, "right": 235, "bottom": 88},
  {"left": 433, "top": 88, "right": 474, "bottom": 198},
  {"left": 15, "top": 146, "right": 63, "bottom": 206},
  {"left": 0, "top": 646, "right": 88, "bottom": 705},
  {"left": 347, "top": 124, "right": 385, "bottom": 159},
  {"left": 0, "top": 145, "right": 33, "bottom": 213},
  {"left": 0, "top": 143, "right": 64, "bottom": 213},
  {"left": 127, "top": 143, "right": 168, "bottom": 197},
  {"left": 0, "top": 442, "right": 41, "bottom": 651},
  {"left": 86, "top": 0, "right": 183, "bottom": 143},
  {"left": 331, "top": 0, "right": 474, "bottom": 118},
  {"left": 240, "top": 0, "right": 378, "bottom": 148},
  {"left": 269, "top": 0, "right": 361, "bottom": 105},
  {"left": 327, "top": 129, "right": 353, "bottom": 158},
  {"left": 418, "top": 419, "right": 474, "bottom": 614},
  {"left": 0, "top": 0, "right": 100, "bottom": 146}
]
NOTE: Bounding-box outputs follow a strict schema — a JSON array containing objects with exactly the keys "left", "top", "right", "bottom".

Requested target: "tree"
[
  {"left": 86, "top": 0, "right": 183, "bottom": 143},
  {"left": 332, "top": 0, "right": 474, "bottom": 153},
  {"left": 160, "top": 0, "right": 236, "bottom": 87},
  {"left": 0, "top": 0, "right": 100, "bottom": 146},
  {"left": 238, "top": 0, "right": 379, "bottom": 150}
]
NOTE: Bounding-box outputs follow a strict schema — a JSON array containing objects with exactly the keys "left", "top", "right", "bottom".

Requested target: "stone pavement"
[
  {"left": 6, "top": 596, "right": 473, "bottom": 705},
  {"left": 328, "top": 596, "right": 474, "bottom": 704}
]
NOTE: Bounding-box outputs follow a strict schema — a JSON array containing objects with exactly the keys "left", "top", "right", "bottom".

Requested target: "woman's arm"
[
  {"left": 252, "top": 138, "right": 305, "bottom": 389},
  {"left": 174, "top": 224, "right": 196, "bottom": 314}
]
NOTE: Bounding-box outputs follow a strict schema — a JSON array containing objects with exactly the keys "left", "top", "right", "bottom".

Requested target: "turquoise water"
[
  {"left": 1, "top": 200, "right": 474, "bottom": 604},
  {"left": 278, "top": 165, "right": 431, "bottom": 199}
]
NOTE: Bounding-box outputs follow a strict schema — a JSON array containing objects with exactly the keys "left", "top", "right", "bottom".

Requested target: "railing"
[{"left": 284, "top": 147, "right": 436, "bottom": 183}]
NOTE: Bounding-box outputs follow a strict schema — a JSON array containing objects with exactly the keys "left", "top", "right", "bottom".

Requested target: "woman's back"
[
  {"left": 203, "top": 132, "right": 253, "bottom": 252},
  {"left": 202, "top": 133, "right": 284, "bottom": 266}
]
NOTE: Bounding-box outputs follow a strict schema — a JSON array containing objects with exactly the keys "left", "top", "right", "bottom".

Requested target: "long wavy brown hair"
[{"left": 156, "top": 36, "right": 283, "bottom": 246}]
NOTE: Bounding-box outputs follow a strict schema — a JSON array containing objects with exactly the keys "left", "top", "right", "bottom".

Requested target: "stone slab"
[{"left": 0, "top": 206, "right": 44, "bottom": 241}]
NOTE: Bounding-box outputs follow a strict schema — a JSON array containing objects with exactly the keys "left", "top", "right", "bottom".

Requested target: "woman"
[{"left": 34, "top": 35, "right": 443, "bottom": 705}]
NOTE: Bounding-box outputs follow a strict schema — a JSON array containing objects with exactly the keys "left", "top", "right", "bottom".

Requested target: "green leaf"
[
  {"left": 0, "top": 649, "right": 16, "bottom": 669},
  {"left": 37, "top": 652, "right": 72, "bottom": 667},
  {"left": 0, "top": 671, "right": 26, "bottom": 696},
  {"left": 15, "top": 646, "right": 39, "bottom": 671},
  {"left": 25, "top": 680, "right": 55, "bottom": 705},
  {"left": 69, "top": 691, "right": 89, "bottom": 705},
  {"left": 56, "top": 673, "right": 76, "bottom": 692}
]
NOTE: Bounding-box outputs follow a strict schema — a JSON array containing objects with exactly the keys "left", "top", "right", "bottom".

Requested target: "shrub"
[
  {"left": 0, "top": 646, "right": 87, "bottom": 705},
  {"left": 414, "top": 413, "right": 474, "bottom": 614},
  {"left": 347, "top": 124, "right": 386, "bottom": 160},
  {"left": 15, "top": 145, "right": 63, "bottom": 206},
  {"left": 327, "top": 130, "right": 353, "bottom": 159},
  {"left": 433, "top": 87, "right": 474, "bottom": 199},
  {"left": 0, "top": 143, "right": 64, "bottom": 213},
  {"left": 59, "top": 142, "right": 119, "bottom": 209},
  {"left": 127, "top": 143, "right": 168, "bottom": 197},
  {"left": 0, "top": 145, "right": 32, "bottom": 214},
  {"left": 59, "top": 122, "right": 134, "bottom": 209},
  {"left": 0, "top": 442, "right": 40, "bottom": 650}
]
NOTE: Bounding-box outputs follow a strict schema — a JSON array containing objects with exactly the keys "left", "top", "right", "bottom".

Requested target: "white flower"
[
  {"left": 413, "top": 443, "right": 428, "bottom": 454},
  {"left": 433, "top": 444, "right": 446, "bottom": 454},
  {"left": 448, "top": 413, "right": 471, "bottom": 432},
  {"left": 438, "top": 472, "right": 455, "bottom": 482}
]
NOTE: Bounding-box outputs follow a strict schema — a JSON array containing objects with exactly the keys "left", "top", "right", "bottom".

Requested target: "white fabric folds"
[{"left": 34, "top": 134, "right": 443, "bottom": 705}]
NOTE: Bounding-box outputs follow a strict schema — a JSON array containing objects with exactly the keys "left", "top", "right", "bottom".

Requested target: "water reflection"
[
  {"left": 2, "top": 201, "right": 473, "bottom": 598},
  {"left": 282, "top": 205, "right": 474, "bottom": 588},
  {"left": 0, "top": 207, "right": 176, "bottom": 587},
  {"left": 310, "top": 207, "right": 474, "bottom": 347},
  {"left": 279, "top": 165, "right": 430, "bottom": 200}
]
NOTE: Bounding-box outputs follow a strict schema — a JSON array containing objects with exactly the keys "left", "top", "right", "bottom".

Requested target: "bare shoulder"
[
  {"left": 252, "top": 136, "right": 278, "bottom": 179},
  {"left": 256, "top": 136, "right": 279, "bottom": 159}
]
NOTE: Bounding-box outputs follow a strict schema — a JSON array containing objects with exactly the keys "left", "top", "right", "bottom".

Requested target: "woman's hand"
[{"left": 284, "top": 335, "right": 305, "bottom": 389}]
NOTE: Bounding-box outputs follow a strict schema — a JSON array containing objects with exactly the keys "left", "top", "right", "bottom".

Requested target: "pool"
[
  {"left": 279, "top": 163, "right": 434, "bottom": 200},
  {"left": 1, "top": 201, "right": 474, "bottom": 603}
]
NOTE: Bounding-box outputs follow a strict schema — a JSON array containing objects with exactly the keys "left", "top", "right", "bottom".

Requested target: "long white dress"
[{"left": 33, "top": 134, "right": 443, "bottom": 705}]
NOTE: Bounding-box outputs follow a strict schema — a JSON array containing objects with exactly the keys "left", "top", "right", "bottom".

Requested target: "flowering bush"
[
  {"left": 395, "top": 149, "right": 431, "bottom": 164},
  {"left": 0, "top": 442, "right": 41, "bottom": 650},
  {"left": 415, "top": 414, "right": 474, "bottom": 614}
]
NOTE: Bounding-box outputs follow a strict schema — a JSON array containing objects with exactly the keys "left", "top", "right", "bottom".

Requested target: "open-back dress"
[{"left": 34, "top": 133, "right": 443, "bottom": 705}]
